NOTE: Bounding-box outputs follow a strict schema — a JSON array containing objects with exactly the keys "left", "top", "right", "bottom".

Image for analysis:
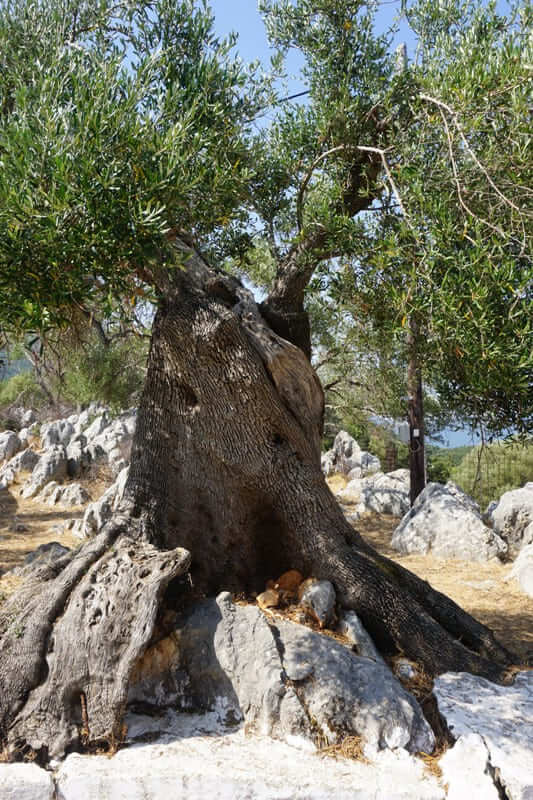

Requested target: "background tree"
[{"left": 0, "top": 0, "right": 526, "bottom": 763}]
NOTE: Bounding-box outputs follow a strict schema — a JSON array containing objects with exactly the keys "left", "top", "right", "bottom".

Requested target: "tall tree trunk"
[
  {"left": 407, "top": 319, "right": 426, "bottom": 506},
  {"left": 0, "top": 245, "right": 515, "bottom": 763}
]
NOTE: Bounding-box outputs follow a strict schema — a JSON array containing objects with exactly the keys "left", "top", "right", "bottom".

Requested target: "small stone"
[
  {"left": 393, "top": 658, "right": 417, "bottom": 681},
  {"left": 337, "top": 610, "right": 384, "bottom": 663},
  {"left": 275, "top": 569, "right": 303, "bottom": 595},
  {"left": 257, "top": 588, "right": 280, "bottom": 610},
  {"left": 298, "top": 578, "right": 336, "bottom": 628}
]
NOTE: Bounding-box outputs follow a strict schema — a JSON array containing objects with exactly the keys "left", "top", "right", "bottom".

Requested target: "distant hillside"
[{"left": 451, "top": 440, "right": 533, "bottom": 507}]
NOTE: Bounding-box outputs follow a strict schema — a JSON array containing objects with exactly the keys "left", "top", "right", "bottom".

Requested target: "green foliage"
[
  {"left": 60, "top": 337, "right": 147, "bottom": 411},
  {"left": 0, "top": 372, "right": 45, "bottom": 408},
  {"left": 345, "top": 0, "right": 533, "bottom": 437},
  {"left": 426, "top": 445, "right": 471, "bottom": 483},
  {"left": 0, "top": 0, "right": 272, "bottom": 333},
  {"left": 450, "top": 439, "right": 533, "bottom": 507}
]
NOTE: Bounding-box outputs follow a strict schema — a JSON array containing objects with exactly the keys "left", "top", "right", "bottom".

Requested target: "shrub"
[
  {"left": 60, "top": 337, "right": 146, "bottom": 411},
  {"left": 451, "top": 440, "right": 533, "bottom": 507},
  {"left": 0, "top": 372, "right": 46, "bottom": 409}
]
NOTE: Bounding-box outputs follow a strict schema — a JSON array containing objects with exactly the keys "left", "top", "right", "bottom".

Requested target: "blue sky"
[{"left": 209, "top": 1, "right": 416, "bottom": 94}]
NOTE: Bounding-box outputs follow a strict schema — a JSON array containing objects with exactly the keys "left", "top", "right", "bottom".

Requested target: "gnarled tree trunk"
[{"left": 0, "top": 244, "right": 515, "bottom": 762}]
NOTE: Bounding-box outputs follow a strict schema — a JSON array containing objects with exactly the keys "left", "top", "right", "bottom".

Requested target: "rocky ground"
[{"left": 1, "top": 419, "right": 532, "bottom": 799}]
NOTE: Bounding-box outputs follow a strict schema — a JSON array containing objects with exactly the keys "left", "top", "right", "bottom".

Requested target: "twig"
[
  {"left": 356, "top": 145, "right": 419, "bottom": 238},
  {"left": 420, "top": 93, "right": 530, "bottom": 217},
  {"left": 436, "top": 107, "right": 505, "bottom": 240},
  {"left": 296, "top": 146, "right": 347, "bottom": 232}
]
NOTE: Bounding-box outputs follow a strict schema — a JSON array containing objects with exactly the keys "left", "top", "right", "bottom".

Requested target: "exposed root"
[{"left": 0, "top": 517, "right": 191, "bottom": 762}]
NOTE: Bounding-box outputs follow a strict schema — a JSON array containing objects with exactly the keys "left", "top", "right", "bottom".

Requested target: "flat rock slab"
[
  {"left": 439, "top": 733, "right": 501, "bottom": 800},
  {"left": 434, "top": 670, "right": 533, "bottom": 800},
  {"left": 54, "top": 711, "right": 445, "bottom": 800},
  {"left": 0, "top": 762, "right": 54, "bottom": 800}
]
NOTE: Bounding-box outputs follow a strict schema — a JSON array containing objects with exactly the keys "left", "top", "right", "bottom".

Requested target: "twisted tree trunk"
[{"left": 0, "top": 244, "right": 515, "bottom": 763}]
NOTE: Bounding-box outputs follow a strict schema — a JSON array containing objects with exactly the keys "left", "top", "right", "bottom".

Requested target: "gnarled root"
[{"left": 0, "top": 516, "right": 190, "bottom": 761}]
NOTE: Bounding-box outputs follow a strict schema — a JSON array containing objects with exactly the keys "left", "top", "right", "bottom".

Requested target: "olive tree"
[{"left": 0, "top": 0, "right": 521, "bottom": 762}]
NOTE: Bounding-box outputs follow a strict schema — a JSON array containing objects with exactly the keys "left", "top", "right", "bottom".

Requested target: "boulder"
[
  {"left": 23, "top": 541, "right": 72, "bottom": 567},
  {"left": 18, "top": 427, "right": 31, "bottom": 446},
  {"left": 65, "top": 434, "right": 90, "bottom": 477},
  {"left": 136, "top": 593, "right": 434, "bottom": 755},
  {"left": 0, "top": 763, "right": 54, "bottom": 800},
  {"left": 73, "top": 466, "right": 129, "bottom": 537},
  {"left": 434, "top": 670, "right": 533, "bottom": 800},
  {"left": 438, "top": 733, "right": 501, "bottom": 800},
  {"left": 360, "top": 470, "right": 410, "bottom": 516},
  {"left": 506, "top": 541, "right": 533, "bottom": 597},
  {"left": 360, "top": 450, "right": 381, "bottom": 476},
  {"left": 0, "top": 447, "right": 39, "bottom": 489},
  {"left": 337, "top": 610, "right": 385, "bottom": 664},
  {"left": 0, "top": 430, "right": 21, "bottom": 462},
  {"left": 337, "top": 469, "right": 410, "bottom": 517},
  {"left": 391, "top": 482, "right": 507, "bottom": 561},
  {"left": 321, "top": 449, "right": 336, "bottom": 477},
  {"left": 20, "top": 445, "right": 68, "bottom": 498},
  {"left": 41, "top": 419, "right": 74, "bottom": 449},
  {"left": 325, "top": 431, "right": 382, "bottom": 479},
  {"left": 83, "top": 412, "right": 110, "bottom": 442},
  {"left": 37, "top": 481, "right": 90, "bottom": 508},
  {"left": 333, "top": 430, "right": 363, "bottom": 474},
  {"left": 21, "top": 408, "right": 36, "bottom": 426},
  {"left": 488, "top": 484, "right": 533, "bottom": 559},
  {"left": 336, "top": 476, "right": 364, "bottom": 504}
]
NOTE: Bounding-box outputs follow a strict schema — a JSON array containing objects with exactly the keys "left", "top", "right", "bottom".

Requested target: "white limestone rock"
[
  {"left": 73, "top": 466, "right": 129, "bottom": 537},
  {"left": 391, "top": 482, "right": 507, "bottom": 561},
  {"left": 439, "top": 733, "right": 501, "bottom": 800},
  {"left": 360, "top": 469, "right": 410, "bottom": 516},
  {"left": 41, "top": 419, "right": 74, "bottom": 449},
  {"left": 20, "top": 445, "right": 68, "bottom": 499},
  {"left": 434, "top": 670, "right": 533, "bottom": 800},
  {"left": 506, "top": 540, "right": 533, "bottom": 597},
  {"left": 0, "top": 430, "right": 21, "bottom": 462},
  {"left": 0, "top": 763, "right": 54, "bottom": 800},
  {"left": 37, "top": 481, "right": 90, "bottom": 508},
  {"left": 337, "top": 476, "right": 364, "bottom": 504},
  {"left": 23, "top": 540, "right": 72, "bottom": 568},
  {"left": 298, "top": 578, "right": 336, "bottom": 628},
  {"left": 167, "top": 593, "right": 434, "bottom": 755},
  {"left": 489, "top": 484, "right": 533, "bottom": 558},
  {"left": 321, "top": 449, "right": 336, "bottom": 477},
  {"left": 0, "top": 447, "right": 39, "bottom": 488},
  {"left": 333, "top": 430, "right": 363, "bottom": 474},
  {"left": 337, "top": 610, "right": 385, "bottom": 664},
  {"left": 55, "top": 714, "right": 444, "bottom": 800},
  {"left": 82, "top": 412, "right": 110, "bottom": 442},
  {"left": 361, "top": 450, "right": 381, "bottom": 476}
]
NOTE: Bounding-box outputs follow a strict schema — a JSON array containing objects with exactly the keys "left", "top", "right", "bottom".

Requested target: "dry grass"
[
  {"left": 326, "top": 473, "right": 349, "bottom": 494},
  {"left": 0, "top": 467, "right": 112, "bottom": 603},
  {"left": 350, "top": 511, "right": 533, "bottom": 665},
  {"left": 319, "top": 735, "right": 369, "bottom": 763}
]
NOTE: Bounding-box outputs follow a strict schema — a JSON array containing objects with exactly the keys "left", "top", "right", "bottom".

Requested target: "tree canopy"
[{"left": 0, "top": 0, "right": 531, "bottom": 435}]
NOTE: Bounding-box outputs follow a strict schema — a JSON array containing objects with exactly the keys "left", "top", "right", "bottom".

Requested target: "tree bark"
[
  {"left": 0, "top": 244, "right": 515, "bottom": 763},
  {"left": 407, "top": 318, "right": 426, "bottom": 506}
]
